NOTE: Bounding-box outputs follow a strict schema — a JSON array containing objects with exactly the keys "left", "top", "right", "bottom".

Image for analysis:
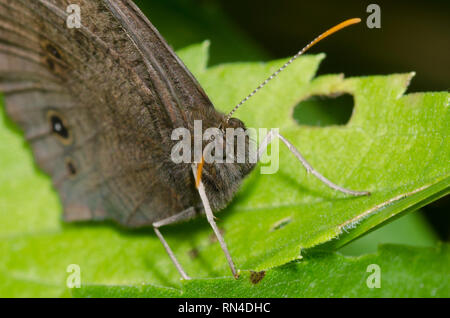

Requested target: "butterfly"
[{"left": 0, "top": 0, "right": 368, "bottom": 279}]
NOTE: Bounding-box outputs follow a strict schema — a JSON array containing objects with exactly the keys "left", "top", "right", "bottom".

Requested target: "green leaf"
[
  {"left": 339, "top": 210, "right": 439, "bottom": 256},
  {"left": 0, "top": 42, "right": 448, "bottom": 297},
  {"left": 72, "top": 244, "right": 450, "bottom": 298}
]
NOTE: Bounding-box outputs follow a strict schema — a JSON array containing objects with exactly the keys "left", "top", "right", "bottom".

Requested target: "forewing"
[{"left": 0, "top": 0, "right": 205, "bottom": 226}]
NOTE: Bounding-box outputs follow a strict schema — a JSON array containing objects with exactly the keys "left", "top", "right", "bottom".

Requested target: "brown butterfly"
[{"left": 0, "top": 0, "right": 368, "bottom": 279}]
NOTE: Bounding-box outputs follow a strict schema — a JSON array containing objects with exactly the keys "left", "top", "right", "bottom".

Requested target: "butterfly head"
[{"left": 195, "top": 115, "right": 255, "bottom": 211}]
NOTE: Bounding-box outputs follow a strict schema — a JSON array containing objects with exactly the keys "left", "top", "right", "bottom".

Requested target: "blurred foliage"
[
  {"left": 218, "top": 0, "right": 450, "bottom": 93},
  {"left": 134, "top": 0, "right": 267, "bottom": 64}
]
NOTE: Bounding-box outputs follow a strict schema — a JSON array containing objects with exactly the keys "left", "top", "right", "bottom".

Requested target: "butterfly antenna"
[{"left": 224, "top": 18, "right": 361, "bottom": 122}]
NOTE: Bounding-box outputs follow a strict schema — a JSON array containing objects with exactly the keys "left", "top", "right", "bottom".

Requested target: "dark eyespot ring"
[
  {"left": 226, "top": 117, "right": 246, "bottom": 130},
  {"left": 45, "top": 57, "right": 55, "bottom": 71},
  {"left": 47, "top": 110, "right": 72, "bottom": 145},
  {"left": 45, "top": 43, "right": 62, "bottom": 60},
  {"left": 41, "top": 40, "right": 69, "bottom": 76},
  {"left": 65, "top": 158, "right": 77, "bottom": 176}
]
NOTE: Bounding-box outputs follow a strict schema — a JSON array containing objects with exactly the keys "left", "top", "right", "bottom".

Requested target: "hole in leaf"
[{"left": 293, "top": 93, "right": 354, "bottom": 126}]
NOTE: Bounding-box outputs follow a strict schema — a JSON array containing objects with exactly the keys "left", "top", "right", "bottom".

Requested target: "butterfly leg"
[
  {"left": 153, "top": 207, "right": 198, "bottom": 280},
  {"left": 258, "top": 129, "right": 370, "bottom": 196},
  {"left": 192, "top": 165, "right": 238, "bottom": 278}
]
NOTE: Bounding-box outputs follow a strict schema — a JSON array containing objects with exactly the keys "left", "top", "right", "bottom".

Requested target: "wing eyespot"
[
  {"left": 45, "top": 43, "right": 63, "bottom": 60},
  {"left": 47, "top": 110, "right": 73, "bottom": 145},
  {"left": 40, "top": 40, "right": 69, "bottom": 75},
  {"left": 65, "top": 158, "right": 77, "bottom": 177},
  {"left": 45, "top": 57, "right": 55, "bottom": 71}
]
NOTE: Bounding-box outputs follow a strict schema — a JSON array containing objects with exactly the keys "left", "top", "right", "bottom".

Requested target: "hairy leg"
[
  {"left": 153, "top": 206, "right": 198, "bottom": 280},
  {"left": 192, "top": 165, "right": 238, "bottom": 278},
  {"left": 258, "top": 129, "right": 370, "bottom": 196}
]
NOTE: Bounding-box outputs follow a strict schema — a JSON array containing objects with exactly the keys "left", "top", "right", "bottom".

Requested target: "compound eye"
[
  {"left": 211, "top": 144, "right": 228, "bottom": 161},
  {"left": 227, "top": 117, "right": 246, "bottom": 130},
  {"left": 208, "top": 132, "right": 228, "bottom": 160}
]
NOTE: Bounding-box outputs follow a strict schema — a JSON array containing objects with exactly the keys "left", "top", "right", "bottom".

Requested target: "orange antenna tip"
[
  {"left": 225, "top": 18, "right": 361, "bottom": 121},
  {"left": 310, "top": 18, "right": 361, "bottom": 47},
  {"left": 195, "top": 156, "right": 205, "bottom": 188}
]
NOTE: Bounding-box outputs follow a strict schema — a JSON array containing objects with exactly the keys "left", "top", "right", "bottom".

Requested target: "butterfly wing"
[{"left": 0, "top": 0, "right": 214, "bottom": 226}]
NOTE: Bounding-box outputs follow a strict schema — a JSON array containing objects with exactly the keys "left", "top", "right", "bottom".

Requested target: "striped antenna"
[{"left": 224, "top": 18, "right": 361, "bottom": 122}]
